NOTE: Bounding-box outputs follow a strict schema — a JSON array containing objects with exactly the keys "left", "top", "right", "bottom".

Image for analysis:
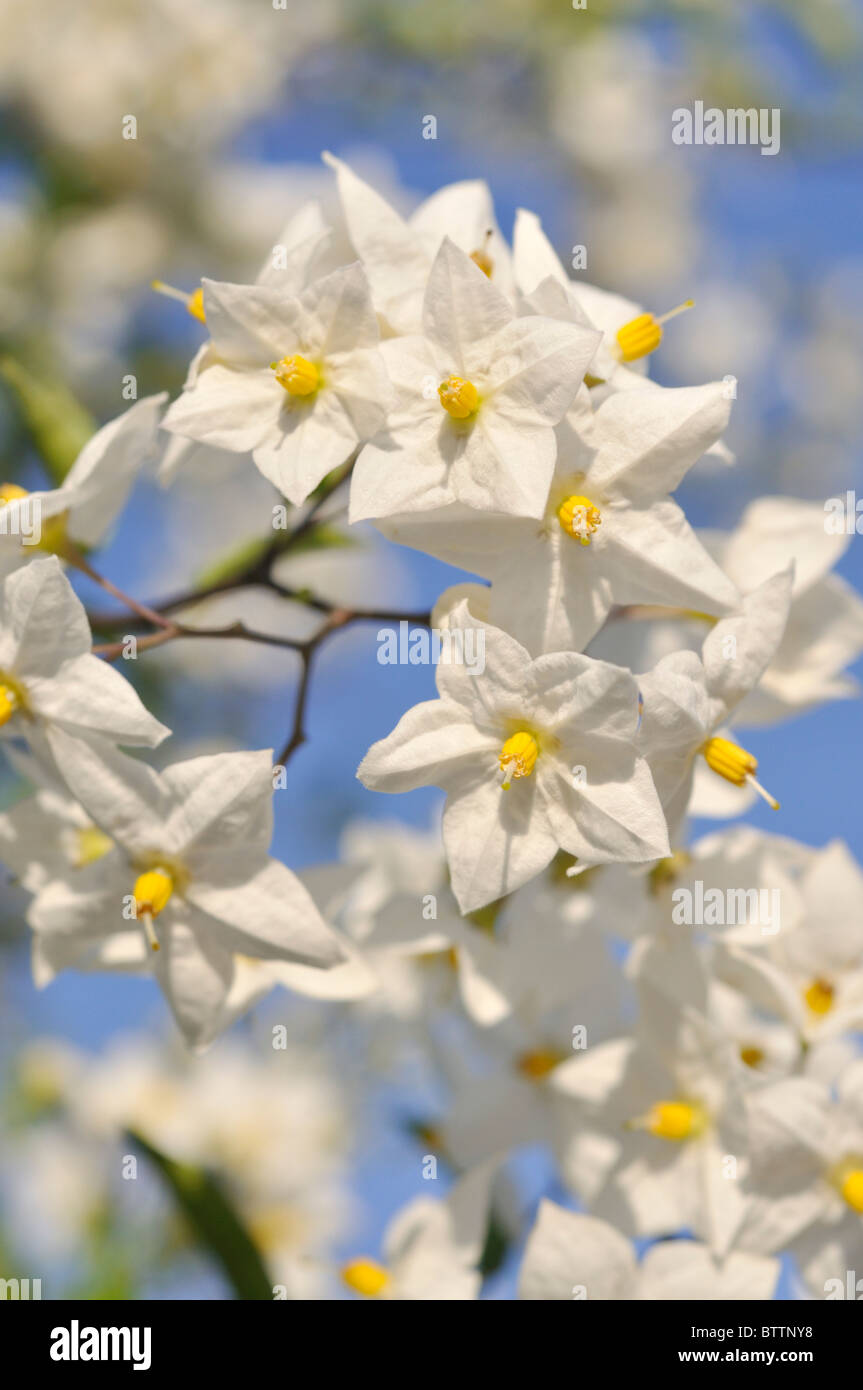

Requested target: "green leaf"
[
  {"left": 0, "top": 356, "right": 96, "bottom": 484},
  {"left": 127, "top": 1129, "right": 274, "bottom": 1300}
]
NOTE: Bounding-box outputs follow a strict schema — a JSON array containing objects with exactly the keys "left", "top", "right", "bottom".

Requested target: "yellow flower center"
[
  {"left": 186, "top": 287, "right": 206, "bottom": 323},
  {"left": 558, "top": 494, "right": 602, "bottom": 546},
  {"left": 803, "top": 978, "right": 834, "bottom": 1017},
  {"left": 133, "top": 867, "right": 174, "bottom": 952},
  {"left": 498, "top": 731, "right": 539, "bottom": 790},
  {"left": 271, "top": 355, "right": 320, "bottom": 397},
  {"left": 739, "top": 1045, "right": 765, "bottom": 1069},
  {"left": 615, "top": 300, "right": 694, "bottom": 363},
  {"left": 74, "top": 825, "right": 113, "bottom": 868},
  {"left": 0, "top": 483, "right": 69, "bottom": 554},
  {"left": 517, "top": 1048, "right": 564, "bottom": 1081},
  {"left": 0, "top": 483, "right": 29, "bottom": 506},
  {"left": 341, "top": 1258, "right": 390, "bottom": 1298},
  {"left": 438, "top": 375, "right": 479, "bottom": 420},
  {"left": 701, "top": 737, "right": 779, "bottom": 810},
  {"left": 470, "top": 231, "right": 494, "bottom": 278},
  {"left": 840, "top": 1169, "right": 863, "bottom": 1215},
  {"left": 151, "top": 280, "right": 206, "bottom": 324},
  {"left": 637, "top": 1100, "right": 705, "bottom": 1143},
  {"left": 0, "top": 683, "right": 19, "bottom": 728}
]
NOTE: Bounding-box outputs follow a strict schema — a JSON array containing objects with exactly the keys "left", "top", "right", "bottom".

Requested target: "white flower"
[
  {"left": 324, "top": 152, "right": 515, "bottom": 335},
  {"left": 552, "top": 976, "right": 751, "bottom": 1255},
  {"left": 161, "top": 262, "right": 392, "bottom": 504},
  {"left": 367, "top": 864, "right": 623, "bottom": 1033},
  {"left": 700, "top": 496, "right": 863, "bottom": 725},
  {"left": 638, "top": 570, "right": 794, "bottom": 831},
  {"left": 0, "top": 557, "right": 169, "bottom": 767},
  {"left": 518, "top": 1201, "right": 778, "bottom": 1300},
  {"left": 27, "top": 736, "right": 344, "bottom": 1047},
  {"left": 740, "top": 1063, "right": 863, "bottom": 1297},
  {"left": 0, "top": 779, "right": 114, "bottom": 896},
  {"left": 717, "top": 839, "right": 863, "bottom": 1047},
  {"left": 0, "top": 394, "right": 166, "bottom": 576},
  {"left": 350, "top": 239, "right": 600, "bottom": 522},
  {"left": 382, "top": 379, "right": 738, "bottom": 653},
  {"left": 591, "top": 494, "right": 863, "bottom": 726},
  {"left": 358, "top": 600, "right": 669, "bottom": 912},
  {"left": 157, "top": 200, "right": 334, "bottom": 486},
  {"left": 513, "top": 208, "right": 701, "bottom": 392},
  {"left": 340, "top": 1161, "right": 498, "bottom": 1300}
]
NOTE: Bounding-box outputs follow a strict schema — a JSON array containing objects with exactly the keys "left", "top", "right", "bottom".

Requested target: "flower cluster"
[{"left": 3, "top": 157, "right": 863, "bottom": 1300}]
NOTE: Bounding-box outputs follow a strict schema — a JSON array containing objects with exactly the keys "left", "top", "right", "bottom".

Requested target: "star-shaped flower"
[
  {"left": 638, "top": 569, "right": 794, "bottom": 832},
  {"left": 340, "top": 1161, "right": 498, "bottom": 1301},
  {"left": 161, "top": 262, "right": 392, "bottom": 504},
  {"left": 357, "top": 601, "right": 669, "bottom": 913},
  {"left": 513, "top": 208, "right": 707, "bottom": 395},
  {"left": 325, "top": 152, "right": 516, "bottom": 334},
  {"left": 0, "top": 557, "right": 169, "bottom": 770},
  {"left": 28, "top": 736, "right": 344, "bottom": 1047},
  {"left": 382, "top": 379, "right": 739, "bottom": 652},
  {"left": 350, "top": 238, "right": 600, "bottom": 522},
  {"left": 518, "top": 1201, "right": 778, "bottom": 1300},
  {"left": 0, "top": 394, "right": 166, "bottom": 576},
  {"left": 740, "top": 1063, "right": 863, "bottom": 1297},
  {"left": 157, "top": 200, "right": 335, "bottom": 486}
]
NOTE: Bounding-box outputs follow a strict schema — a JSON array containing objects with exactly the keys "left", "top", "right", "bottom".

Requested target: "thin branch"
[
  {"left": 68, "top": 548, "right": 175, "bottom": 631},
  {"left": 84, "top": 458, "right": 357, "bottom": 632}
]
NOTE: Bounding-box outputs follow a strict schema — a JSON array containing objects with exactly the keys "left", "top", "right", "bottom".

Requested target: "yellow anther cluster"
[
  {"left": 645, "top": 1100, "right": 702, "bottom": 1142},
  {"left": 517, "top": 1048, "right": 563, "bottom": 1081},
  {"left": 499, "top": 731, "right": 539, "bottom": 789},
  {"left": 186, "top": 287, "right": 206, "bottom": 323},
  {"left": 616, "top": 301, "right": 694, "bottom": 363},
  {"left": 271, "top": 355, "right": 320, "bottom": 397},
  {"left": 701, "top": 737, "right": 756, "bottom": 786},
  {"left": 804, "top": 978, "right": 835, "bottom": 1017},
  {"left": 616, "top": 313, "right": 663, "bottom": 363},
  {"left": 840, "top": 1169, "right": 863, "bottom": 1214},
  {"left": 0, "top": 683, "right": 18, "bottom": 727},
  {"left": 438, "top": 375, "right": 479, "bottom": 420},
  {"left": 558, "top": 495, "right": 602, "bottom": 546},
  {"left": 341, "top": 1258, "right": 390, "bottom": 1298},
  {"left": 133, "top": 868, "right": 174, "bottom": 919}
]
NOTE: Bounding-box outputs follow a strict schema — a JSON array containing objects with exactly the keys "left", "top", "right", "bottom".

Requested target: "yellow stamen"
[
  {"left": 616, "top": 300, "right": 694, "bottom": 363},
  {"left": 0, "top": 483, "right": 29, "bottom": 506},
  {"left": 0, "top": 483, "right": 68, "bottom": 554},
  {"left": 270, "top": 354, "right": 320, "bottom": 397},
  {"left": 74, "top": 825, "right": 113, "bottom": 869},
  {"left": 438, "top": 375, "right": 479, "bottom": 420},
  {"left": 498, "top": 731, "right": 539, "bottom": 790},
  {"left": 470, "top": 230, "right": 494, "bottom": 278},
  {"left": 804, "top": 978, "right": 834, "bottom": 1017},
  {"left": 0, "top": 683, "right": 18, "bottom": 727},
  {"left": 558, "top": 494, "right": 602, "bottom": 546},
  {"left": 840, "top": 1169, "right": 863, "bottom": 1214},
  {"left": 133, "top": 868, "right": 174, "bottom": 952},
  {"left": 630, "top": 1100, "right": 704, "bottom": 1142},
  {"left": 739, "top": 1045, "right": 765, "bottom": 1069},
  {"left": 341, "top": 1258, "right": 390, "bottom": 1298},
  {"left": 701, "top": 737, "right": 779, "bottom": 810},
  {"left": 517, "top": 1048, "right": 564, "bottom": 1081},
  {"left": 151, "top": 280, "right": 206, "bottom": 324}
]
